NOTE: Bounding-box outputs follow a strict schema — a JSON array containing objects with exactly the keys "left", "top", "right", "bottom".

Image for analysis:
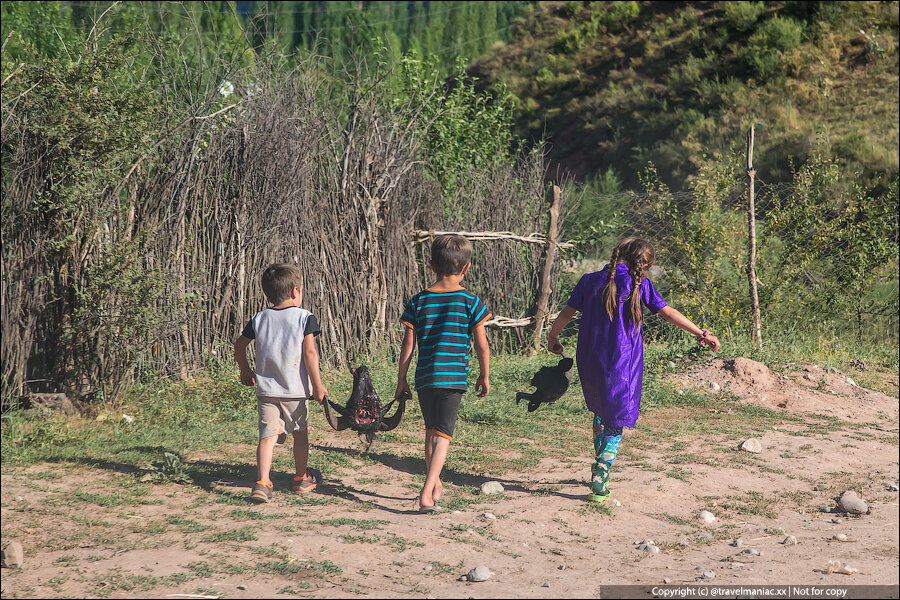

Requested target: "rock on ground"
[
  {"left": 838, "top": 490, "right": 868, "bottom": 515},
  {"left": 466, "top": 565, "right": 492, "bottom": 582},
  {"left": 698, "top": 510, "right": 716, "bottom": 524},
  {"left": 480, "top": 481, "right": 504, "bottom": 495},
  {"left": 739, "top": 438, "right": 763, "bottom": 453},
  {"left": 2, "top": 542, "right": 24, "bottom": 568}
]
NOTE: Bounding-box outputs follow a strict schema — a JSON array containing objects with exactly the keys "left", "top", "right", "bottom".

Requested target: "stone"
[
  {"left": 640, "top": 539, "right": 655, "bottom": 546},
  {"left": 782, "top": 536, "right": 798, "bottom": 545},
  {"left": 1, "top": 542, "right": 24, "bottom": 568},
  {"left": 831, "top": 517, "right": 843, "bottom": 524},
  {"left": 481, "top": 512, "right": 497, "bottom": 520},
  {"left": 739, "top": 438, "right": 763, "bottom": 453},
  {"left": 832, "top": 534, "right": 849, "bottom": 542},
  {"left": 703, "top": 571, "right": 716, "bottom": 580},
  {"left": 480, "top": 481, "right": 504, "bottom": 495},
  {"left": 424, "top": 565, "right": 433, "bottom": 572},
  {"left": 14, "top": 496, "right": 22, "bottom": 502},
  {"left": 698, "top": 510, "right": 716, "bottom": 524},
  {"left": 740, "top": 548, "right": 760, "bottom": 556},
  {"left": 696, "top": 532, "right": 714, "bottom": 541},
  {"left": 611, "top": 498, "right": 622, "bottom": 507},
  {"left": 826, "top": 367, "right": 839, "bottom": 374},
  {"left": 731, "top": 539, "right": 743, "bottom": 547},
  {"left": 846, "top": 377, "right": 857, "bottom": 387},
  {"left": 542, "top": 583, "right": 550, "bottom": 588},
  {"left": 667, "top": 362, "right": 676, "bottom": 369},
  {"left": 236, "top": 585, "right": 247, "bottom": 590},
  {"left": 664, "top": 578, "right": 672, "bottom": 584},
  {"left": 637, "top": 543, "right": 660, "bottom": 554},
  {"left": 818, "top": 505, "right": 833, "bottom": 513},
  {"left": 884, "top": 482, "right": 899, "bottom": 492},
  {"left": 466, "top": 565, "right": 491, "bottom": 582},
  {"left": 708, "top": 381, "right": 721, "bottom": 392},
  {"left": 837, "top": 490, "right": 868, "bottom": 515}
]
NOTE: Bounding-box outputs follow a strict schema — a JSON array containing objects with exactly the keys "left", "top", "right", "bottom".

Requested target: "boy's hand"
[
  {"left": 313, "top": 386, "right": 328, "bottom": 405},
  {"left": 239, "top": 368, "right": 256, "bottom": 386},
  {"left": 395, "top": 380, "right": 411, "bottom": 403},
  {"left": 475, "top": 374, "right": 490, "bottom": 397}
]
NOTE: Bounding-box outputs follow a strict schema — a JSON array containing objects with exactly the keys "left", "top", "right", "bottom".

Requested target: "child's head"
[
  {"left": 261, "top": 264, "right": 303, "bottom": 305},
  {"left": 430, "top": 234, "right": 472, "bottom": 277},
  {"left": 602, "top": 237, "right": 656, "bottom": 329}
]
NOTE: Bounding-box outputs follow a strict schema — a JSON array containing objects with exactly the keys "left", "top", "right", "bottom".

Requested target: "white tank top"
[{"left": 251, "top": 307, "right": 314, "bottom": 398}]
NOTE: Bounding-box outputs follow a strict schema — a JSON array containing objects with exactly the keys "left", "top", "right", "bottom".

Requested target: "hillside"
[{"left": 471, "top": 1, "right": 899, "bottom": 187}]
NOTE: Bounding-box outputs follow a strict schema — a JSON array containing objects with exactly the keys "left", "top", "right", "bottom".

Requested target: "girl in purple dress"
[{"left": 547, "top": 237, "right": 720, "bottom": 500}]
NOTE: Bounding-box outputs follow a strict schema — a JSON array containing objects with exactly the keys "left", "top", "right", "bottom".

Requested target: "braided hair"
[{"left": 600, "top": 237, "right": 656, "bottom": 330}]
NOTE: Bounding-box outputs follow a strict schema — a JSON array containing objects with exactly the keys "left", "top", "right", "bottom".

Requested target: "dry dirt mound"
[{"left": 671, "top": 357, "right": 898, "bottom": 424}]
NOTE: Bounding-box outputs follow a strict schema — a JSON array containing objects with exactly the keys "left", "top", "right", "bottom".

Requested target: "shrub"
[{"left": 723, "top": 2, "right": 767, "bottom": 32}]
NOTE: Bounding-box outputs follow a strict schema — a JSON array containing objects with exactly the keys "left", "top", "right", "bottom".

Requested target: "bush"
[
  {"left": 723, "top": 2, "right": 767, "bottom": 32},
  {"left": 747, "top": 15, "right": 805, "bottom": 77}
]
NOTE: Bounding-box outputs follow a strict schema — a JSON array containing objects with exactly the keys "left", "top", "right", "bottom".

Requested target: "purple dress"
[{"left": 566, "top": 264, "right": 668, "bottom": 428}]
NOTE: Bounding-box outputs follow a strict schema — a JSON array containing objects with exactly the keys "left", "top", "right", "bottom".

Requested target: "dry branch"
[{"left": 413, "top": 229, "right": 574, "bottom": 249}]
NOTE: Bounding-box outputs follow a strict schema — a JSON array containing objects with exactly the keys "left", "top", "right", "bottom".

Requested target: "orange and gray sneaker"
[
  {"left": 291, "top": 470, "right": 319, "bottom": 493},
  {"left": 250, "top": 480, "right": 274, "bottom": 503}
]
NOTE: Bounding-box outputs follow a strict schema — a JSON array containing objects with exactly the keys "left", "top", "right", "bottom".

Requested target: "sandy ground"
[{"left": 2, "top": 359, "right": 898, "bottom": 598}]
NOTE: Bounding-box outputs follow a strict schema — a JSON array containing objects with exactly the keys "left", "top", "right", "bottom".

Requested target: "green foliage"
[
  {"left": 388, "top": 52, "right": 516, "bottom": 194},
  {"left": 3, "top": 31, "right": 165, "bottom": 402},
  {"left": 473, "top": 1, "right": 898, "bottom": 188},
  {"left": 722, "top": 1, "right": 767, "bottom": 32},
  {"left": 746, "top": 15, "right": 805, "bottom": 78}
]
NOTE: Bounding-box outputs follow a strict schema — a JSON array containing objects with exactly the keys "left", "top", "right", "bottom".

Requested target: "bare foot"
[{"left": 435, "top": 481, "right": 444, "bottom": 502}]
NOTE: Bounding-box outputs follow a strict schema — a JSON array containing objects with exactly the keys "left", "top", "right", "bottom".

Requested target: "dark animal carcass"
[
  {"left": 515, "top": 351, "right": 574, "bottom": 412},
  {"left": 323, "top": 366, "right": 407, "bottom": 448}
]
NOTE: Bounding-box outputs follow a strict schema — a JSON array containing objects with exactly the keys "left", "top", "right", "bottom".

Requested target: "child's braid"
[
  {"left": 602, "top": 245, "right": 622, "bottom": 321},
  {"left": 628, "top": 264, "right": 645, "bottom": 330}
]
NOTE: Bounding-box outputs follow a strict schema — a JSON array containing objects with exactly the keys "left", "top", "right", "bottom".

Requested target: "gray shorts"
[
  {"left": 257, "top": 396, "right": 309, "bottom": 442},
  {"left": 418, "top": 388, "right": 463, "bottom": 441}
]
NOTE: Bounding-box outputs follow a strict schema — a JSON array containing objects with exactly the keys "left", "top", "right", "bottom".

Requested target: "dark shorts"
[{"left": 418, "top": 388, "right": 463, "bottom": 441}]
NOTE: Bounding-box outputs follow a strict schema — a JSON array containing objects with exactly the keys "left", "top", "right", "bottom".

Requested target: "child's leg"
[
  {"left": 421, "top": 433, "right": 450, "bottom": 507},
  {"left": 423, "top": 430, "right": 443, "bottom": 500},
  {"left": 292, "top": 429, "right": 309, "bottom": 477},
  {"left": 257, "top": 434, "right": 278, "bottom": 484},
  {"left": 591, "top": 415, "right": 623, "bottom": 495}
]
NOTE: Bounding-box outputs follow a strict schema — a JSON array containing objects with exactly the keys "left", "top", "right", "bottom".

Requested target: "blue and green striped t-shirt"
[{"left": 401, "top": 288, "right": 491, "bottom": 391}]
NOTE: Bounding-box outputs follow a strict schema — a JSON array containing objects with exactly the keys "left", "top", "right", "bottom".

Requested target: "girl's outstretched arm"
[
  {"left": 658, "top": 306, "right": 720, "bottom": 351},
  {"left": 547, "top": 306, "right": 578, "bottom": 354}
]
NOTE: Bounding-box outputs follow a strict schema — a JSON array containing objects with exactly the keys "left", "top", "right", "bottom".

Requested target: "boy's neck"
[{"left": 428, "top": 275, "right": 465, "bottom": 291}]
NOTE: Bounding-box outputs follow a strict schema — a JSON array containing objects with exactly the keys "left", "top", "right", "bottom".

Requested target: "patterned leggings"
[{"left": 591, "top": 415, "right": 623, "bottom": 495}]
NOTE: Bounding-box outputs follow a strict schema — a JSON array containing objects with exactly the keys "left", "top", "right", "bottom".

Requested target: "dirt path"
[{"left": 2, "top": 360, "right": 898, "bottom": 598}]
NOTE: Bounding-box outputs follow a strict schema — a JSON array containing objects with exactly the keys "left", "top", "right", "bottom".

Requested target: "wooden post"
[
  {"left": 530, "top": 184, "right": 562, "bottom": 355},
  {"left": 746, "top": 125, "right": 762, "bottom": 348}
]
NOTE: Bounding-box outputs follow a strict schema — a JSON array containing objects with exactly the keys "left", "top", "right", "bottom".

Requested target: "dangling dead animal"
[
  {"left": 515, "top": 351, "right": 574, "bottom": 412},
  {"left": 323, "top": 366, "right": 408, "bottom": 450}
]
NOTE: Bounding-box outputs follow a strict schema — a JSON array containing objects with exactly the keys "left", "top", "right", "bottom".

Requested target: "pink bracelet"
[{"left": 697, "top": 329, "right": 710, "bottom": 345}]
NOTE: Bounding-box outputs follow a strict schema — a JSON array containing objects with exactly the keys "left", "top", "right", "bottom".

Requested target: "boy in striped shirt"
[{"left": 395, "top": 234, "right": 491, "bottom": 512}]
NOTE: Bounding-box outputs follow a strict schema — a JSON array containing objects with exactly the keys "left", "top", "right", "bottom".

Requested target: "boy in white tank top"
[{"left": 235, "top": 264, "right": 328, "bottom": 503}]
